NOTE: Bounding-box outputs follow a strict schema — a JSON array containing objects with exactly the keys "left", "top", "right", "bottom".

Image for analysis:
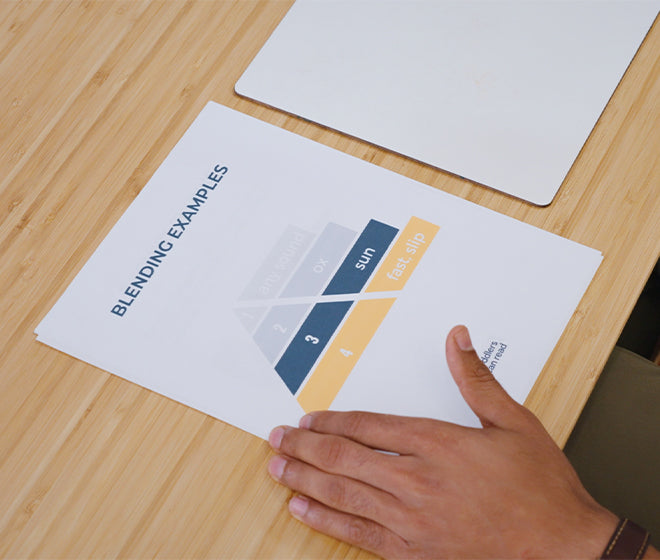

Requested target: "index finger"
[{"left": 299, "top": 410, "right": 460, "bottom": 455}]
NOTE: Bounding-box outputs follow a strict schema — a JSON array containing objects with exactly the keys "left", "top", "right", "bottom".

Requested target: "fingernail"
[
  {"left": 289, "top": 495, "right": 309, "bottom": 519},
  {"left": 268, "top": 455, "right": 287, "bottom": 480},
  {"left": 269, "top": 426, "right": 285, "bottom": 450},
  {"left": 454, "top": 325, "right": 474, "bottom": 351},
  {"left": 299, "top": 414, "right": 313, "bottom": 429}
]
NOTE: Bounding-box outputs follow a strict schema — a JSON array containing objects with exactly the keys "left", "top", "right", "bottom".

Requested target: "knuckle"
[
  {"left": 335, "top": 484, "right": 377, "bottom": 517},
  {"left": 469, "top": 362, "right": 511, "bottom": 399},
  {"left": 409, "top": 425, "right": 456, "bottom": 456},
  {"left": 318, "top": 438, "right": 347, "bottom": 470},
  {"left": 470, "top": 358, "right": 495, "bottom": 381},
  {"left": 315, "top": 476, "right": 380, "bottom": 519},
  {"left": 342, "top": 411, "right": 367, "bottom": 439},
  {"left": 325, "top": 478, "right": 348, "bottom": 509},
  {"left": 408, "top": 468, "right": 444, "bottom": 499},
  {"left": 347, "top": 517, "right": 384, "bottom": 551}
]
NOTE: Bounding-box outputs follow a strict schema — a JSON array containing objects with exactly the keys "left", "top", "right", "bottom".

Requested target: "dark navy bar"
[
  {"left": 275, "top": 301, "right": 353, "bottom": 394},
  {"left": 323, "top": 219, "right": 399, "bottom": 295}
]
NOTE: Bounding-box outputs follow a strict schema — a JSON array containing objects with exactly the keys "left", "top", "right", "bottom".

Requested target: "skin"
[{"left": 266, "top": 325, "right": 658, "bottom": 559}]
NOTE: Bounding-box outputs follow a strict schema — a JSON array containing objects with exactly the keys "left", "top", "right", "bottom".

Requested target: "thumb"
[{"left": 445, "top": 325, "right": 523, "bottom": 429}]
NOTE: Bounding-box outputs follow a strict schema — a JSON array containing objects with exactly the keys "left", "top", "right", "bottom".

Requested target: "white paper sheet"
[
  {"left": 36, "top": 102, "right": 602, "bottom": 439},
  {"left": 235, "top": 0, "right": 659, "bottom": 205}
]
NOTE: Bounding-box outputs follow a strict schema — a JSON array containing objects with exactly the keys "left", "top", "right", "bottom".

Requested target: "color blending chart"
[{"left": 235, "top": 216, "right": 439, "bottom": 412}]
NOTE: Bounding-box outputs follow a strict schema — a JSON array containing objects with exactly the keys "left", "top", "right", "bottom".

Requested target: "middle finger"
[{"left": 270, "top": 426, "right": 403, "bottom": 490}]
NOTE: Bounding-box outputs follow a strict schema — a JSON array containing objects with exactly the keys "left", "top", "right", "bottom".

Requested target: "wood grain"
[{"left": 0, "top": 2, "right": 658, "bottom": 557}]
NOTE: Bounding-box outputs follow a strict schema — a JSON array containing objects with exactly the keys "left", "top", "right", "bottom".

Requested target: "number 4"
[{"left": 340, "top": 348, "right": 353, "bottom": 358}]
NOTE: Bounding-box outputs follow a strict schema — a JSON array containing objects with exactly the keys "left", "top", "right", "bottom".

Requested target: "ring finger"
[{"left": 268, "top": 454, "right": 405, "bottom": 529}]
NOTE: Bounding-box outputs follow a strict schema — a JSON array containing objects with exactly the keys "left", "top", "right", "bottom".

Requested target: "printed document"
[{"left": 36, "top": 102, "right": 603, "bottom": 439}]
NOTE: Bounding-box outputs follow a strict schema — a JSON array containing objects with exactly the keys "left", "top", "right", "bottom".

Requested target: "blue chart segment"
[
  {"left": 323, "top": 219, "right": 399, "bottom": 295},
  {"left": 274, "top": 301, "right": 353, "bottom": 393},
  {"left": 236, "top": 216, "right": 440, "bottom": 410}
]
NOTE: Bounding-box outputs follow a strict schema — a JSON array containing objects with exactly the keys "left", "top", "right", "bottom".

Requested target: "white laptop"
[{"left": 236, "top": 0, "right": 658, "bottom": 205}]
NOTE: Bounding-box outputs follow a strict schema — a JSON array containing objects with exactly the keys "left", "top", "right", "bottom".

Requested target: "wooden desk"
[{"left": 1, "top": 2, "right": 658, "bottom": 557}]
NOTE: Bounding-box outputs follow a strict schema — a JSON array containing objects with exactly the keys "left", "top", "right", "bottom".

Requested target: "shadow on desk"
[{"left": 565, "top": 346, "right": 660, "bottom": 548}]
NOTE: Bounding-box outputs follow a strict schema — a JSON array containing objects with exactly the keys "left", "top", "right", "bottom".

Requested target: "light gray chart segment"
[
  {"left": 253, "top": 303, "right": 311, "bottom": 364},
  {"left": 280, "top": 222, "right": 356, "bottom": 298},
  {"left": 238, "top": 225, "right": 314, "bottom": 300},
  {"left": 234, "top": 306, "right": 268, "bottom": 334}
]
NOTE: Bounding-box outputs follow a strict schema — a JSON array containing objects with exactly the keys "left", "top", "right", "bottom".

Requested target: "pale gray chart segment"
[
  {"left": 280, "top": 222, "right": 357, "bottom": 298},
  {"left": 234, "top": 306, "right": 268, "bottom": 334},
  {"left": 253, "top": 303, "right": 311, "bottom": 363},
  {"left": 238, "top": 225, "right": 314, "bottom": 300}
]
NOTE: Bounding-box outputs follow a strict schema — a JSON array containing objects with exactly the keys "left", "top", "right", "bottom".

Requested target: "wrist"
[
  {"left": 530, "top": 499, "right": 618, "bottom": 558},
  {"left": 578, "top": 503, "right": 620, "bottom": 559}
]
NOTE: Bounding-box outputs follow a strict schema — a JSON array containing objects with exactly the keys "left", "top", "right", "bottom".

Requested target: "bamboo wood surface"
[{"left": 0, "top": 1, "right": 658, "bottom": 558}]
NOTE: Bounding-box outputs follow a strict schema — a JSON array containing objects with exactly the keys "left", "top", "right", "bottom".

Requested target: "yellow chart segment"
[
  {"left": 296, "top": 298, "right": 396, "bottom": 412},
  {"left": 366, "top": 216, "right": 440, "bottom": 293}
]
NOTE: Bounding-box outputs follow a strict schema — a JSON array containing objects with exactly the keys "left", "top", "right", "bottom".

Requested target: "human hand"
[{"left": 267, "top": 325, "right": 619, "bottom": 558}]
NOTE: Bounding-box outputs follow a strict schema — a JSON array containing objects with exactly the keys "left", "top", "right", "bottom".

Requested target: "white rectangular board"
[
  {"left": 36, "top": 102, "right": 602, "bottom": 440},
  {"left": 235, "top": 0, "right": 659, "bottom": 205}
]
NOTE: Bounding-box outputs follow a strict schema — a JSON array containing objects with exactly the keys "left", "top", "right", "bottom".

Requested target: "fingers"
[
  {"left": 297, "top": 409, "right": 455, "bottom": 456},
  {"left": 269, "top": 425, "right": 402, "bottom": 489},
  {"left": 445, "top": 325, "right": 524, "bottom": 429},
  {"left": 267, "top": 453, "right": 403, "bottom": 527},
  {"left": 285, "top": 495, "right": 411, "bottom": 559},
  {"left": 267, "top": 431, "right": 412, "bottom": 550}
]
